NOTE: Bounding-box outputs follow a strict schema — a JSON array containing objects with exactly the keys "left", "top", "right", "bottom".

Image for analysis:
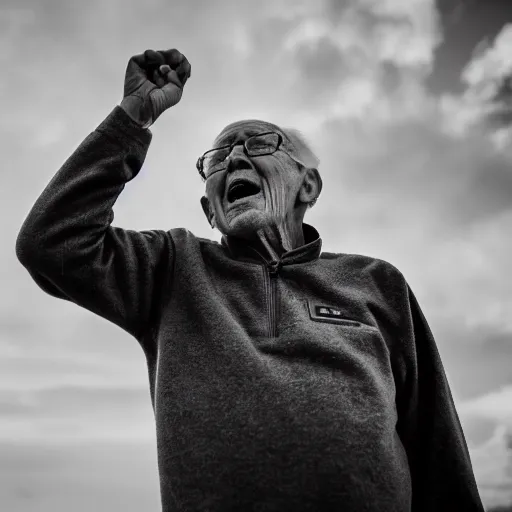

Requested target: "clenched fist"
[{"left": 120, "top": 49, "right": 191, "bottom": 129}]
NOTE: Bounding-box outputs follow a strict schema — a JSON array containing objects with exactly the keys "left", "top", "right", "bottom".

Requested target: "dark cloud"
[
  {"left": 380, "top": 61, "right": 402, "bottom": 95},
  {"left": 314, "top": 115, "right": 512, "bottom": 229},
  {"left": 428, "top": 0, "right": 511, "bottom": 95},
  {"left": 486, "top": 108, "right": 512, "bottom": 129},
  {"left": 435, "top": 0, "right": 477, "bottom": 25},
  {"left": 323, "top": 0, "right": 352, "bottom": 24},
  {"left": 486, "top": 74, "right": 512, "bottom": 128},
  {"left": 292, "top": 37, "right": 351, "bottom": 107},
  {"left": 491, "top": 75, "right": 512, "bottom": 105},
  {"left": 470, "top": 151, "right": 512, "bottom": 216}
]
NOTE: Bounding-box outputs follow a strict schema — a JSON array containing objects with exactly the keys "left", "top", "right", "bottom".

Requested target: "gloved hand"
[{"left": 120, "top": 48, "right": 191, "bottom": 129}]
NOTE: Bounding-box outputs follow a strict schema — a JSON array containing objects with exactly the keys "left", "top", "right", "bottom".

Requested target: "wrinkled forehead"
[{"left": 213, "top": 119, "right": 288, "bottom": 148}]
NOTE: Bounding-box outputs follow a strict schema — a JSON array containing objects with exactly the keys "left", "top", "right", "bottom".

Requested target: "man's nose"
[{"left": 226, "top": 145, "right": 252, "bottom": 173}]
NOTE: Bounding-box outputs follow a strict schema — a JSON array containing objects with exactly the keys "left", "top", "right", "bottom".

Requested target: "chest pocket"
[{"left": 306, "top": 299, "right": 377, "bottom": 330}]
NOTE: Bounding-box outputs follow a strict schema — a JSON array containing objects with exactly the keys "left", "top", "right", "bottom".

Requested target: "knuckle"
[{"left": 168, "top": 49, "right": 185, "bottom": 66}]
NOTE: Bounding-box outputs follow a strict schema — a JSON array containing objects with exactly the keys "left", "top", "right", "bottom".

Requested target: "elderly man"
[{"left": 16, "top": 49, "right": 484, "bottom": 511}]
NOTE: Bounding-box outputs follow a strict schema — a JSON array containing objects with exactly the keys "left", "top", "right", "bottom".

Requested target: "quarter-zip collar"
[{"left": 221, "top": 222, "right": 322, "bottom": 266}]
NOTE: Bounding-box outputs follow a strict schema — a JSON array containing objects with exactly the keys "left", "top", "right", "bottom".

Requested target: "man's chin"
[{"left": 223, "top": 208, "right": 269, "bottom": 239}]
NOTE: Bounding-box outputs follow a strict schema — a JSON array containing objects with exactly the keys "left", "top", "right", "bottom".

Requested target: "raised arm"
[{"left": 15, "top": 49, "right": 191, "bottom": 349}]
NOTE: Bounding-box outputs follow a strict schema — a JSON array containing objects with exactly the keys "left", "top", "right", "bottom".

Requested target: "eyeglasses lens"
[
  {"left": 203, "top": 133, "right": 279, "bottom": 177},
  {"left": 246, "top": 133, "right": 279, "bottom": 155}
]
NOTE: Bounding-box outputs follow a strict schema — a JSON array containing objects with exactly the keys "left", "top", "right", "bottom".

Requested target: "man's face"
[{"left": 201, "top": 120, "right": 305, "bottom": 241}]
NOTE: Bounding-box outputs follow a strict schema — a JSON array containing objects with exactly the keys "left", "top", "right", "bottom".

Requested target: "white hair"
[{"left": 280, "top": 127, "right": 320, "bottom": 170}]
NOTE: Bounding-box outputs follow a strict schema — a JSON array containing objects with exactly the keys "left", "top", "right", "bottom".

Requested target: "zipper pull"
[{"left": 268, "top": 260, "right": 281, "bottom": 277}]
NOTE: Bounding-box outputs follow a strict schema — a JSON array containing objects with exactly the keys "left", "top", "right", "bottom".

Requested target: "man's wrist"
[{"left": 119, "top": 97, "right": 153, "bottom": 130}]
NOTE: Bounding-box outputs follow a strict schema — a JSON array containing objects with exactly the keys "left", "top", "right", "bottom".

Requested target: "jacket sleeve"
[
  {"left": 15, "top": 105, "right": 175, "bottom": 348},
  {"left": 393, "top": 279, "right": 485, "bottom": 511}
]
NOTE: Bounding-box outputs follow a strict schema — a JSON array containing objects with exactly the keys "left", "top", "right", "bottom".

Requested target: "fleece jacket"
[{"left": 15, "top": 105, "right": 485, "bottom": 512}]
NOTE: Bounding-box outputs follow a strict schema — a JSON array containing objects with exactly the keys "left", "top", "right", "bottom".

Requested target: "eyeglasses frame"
[{"left": 196, "top": 131, "right": 307, "bottom": 181}]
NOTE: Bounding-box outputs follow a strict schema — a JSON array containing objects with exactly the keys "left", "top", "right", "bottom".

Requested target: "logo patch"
[
  {"left": 306, "top": 300, "right": 369, "bottom": 328},
  {"left": 316, "top": 306, "right": 343, "bottom": 318}
]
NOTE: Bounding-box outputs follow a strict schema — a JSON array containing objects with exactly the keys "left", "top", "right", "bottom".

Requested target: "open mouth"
[{"left": 227, "top": 179, "right": 262, "bottom": 204}]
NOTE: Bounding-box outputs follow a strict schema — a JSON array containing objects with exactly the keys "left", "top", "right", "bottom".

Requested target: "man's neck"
[{"left": 251, "top": 222, "right": 305, "bottom": 261}]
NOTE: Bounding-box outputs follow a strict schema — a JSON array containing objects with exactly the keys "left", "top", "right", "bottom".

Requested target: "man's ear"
[
  {"left": 200, "top": 196, "right": 215, "bottom": 228},
  {"left": 299, "top": 168, "right": 322, "bottom": 205}
]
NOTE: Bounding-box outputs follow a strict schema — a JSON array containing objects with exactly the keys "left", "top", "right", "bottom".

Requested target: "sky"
[{"left": 3, "top": 0, "right": 512, "bottom": 510}]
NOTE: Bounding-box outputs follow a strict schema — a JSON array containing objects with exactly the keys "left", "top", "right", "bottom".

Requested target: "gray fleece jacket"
[{"left": 15, "top": 105, "right": 485, "bottom": 512}]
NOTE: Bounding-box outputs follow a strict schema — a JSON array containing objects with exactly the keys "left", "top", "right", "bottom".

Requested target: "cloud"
[
  {"left": 458, "top": 383, "right": 512, "bottom": 509},
  {"left": 0, "top": 303, "right": 151, "bottom": 395},
  {"left": 251, "top": 2, "right": 512, "bottom": 343},
  {"left": 0, "top": 385, "right": 155, "bottom": 443},
  {"left": 290, "top": 37, "right": 350, "bottom": 109},
  {"left": 4, "top": 0, "right": 512, "bottom": 508},
  {"left": 460, "top": 385, "right": 512, "bottom": 425},
  {"left": 312, "top": 112, "right": 512, "bottom": 236},
  {"left": 422, "top": 211, "right": 512, "bottom": 334},
  {"left": 32, "top": 119, "right": 67, "bottom": 148},
  {"left": 0, "top": 6, "right": 36, "bottom": 63},
  {"left": 440, "top": 24, "right": 512, "bottom": 140},
  {"left": 1, "top": 441, "right": 161, "bottom": 512},
  {"left": 230, "top": 22, "right": 253, "bottom": 59},
  {"left": 470, "top": 424, "right": 512, "bottom": 509},
  {"left": 260, "top": 0, "right": 442, "bottom": 126},
  {"left": 462, "top": 24, "right": 512, "bottom": 104},
  {"left": 272, "top": 0, "right": 442, "bottom": 71}
]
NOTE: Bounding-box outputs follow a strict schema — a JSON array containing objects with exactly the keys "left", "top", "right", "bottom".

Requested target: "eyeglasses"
[{"left": 196, "top": 131, "right": 306, "bottom": 181}]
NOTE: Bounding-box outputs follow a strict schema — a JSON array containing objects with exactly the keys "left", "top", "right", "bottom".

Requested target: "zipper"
[
  {"left": 267, "top": 260, "right": 281, "bottom": 338},
  {"left": 247, "top": 245, "right": 282, "bottom": 338}
]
